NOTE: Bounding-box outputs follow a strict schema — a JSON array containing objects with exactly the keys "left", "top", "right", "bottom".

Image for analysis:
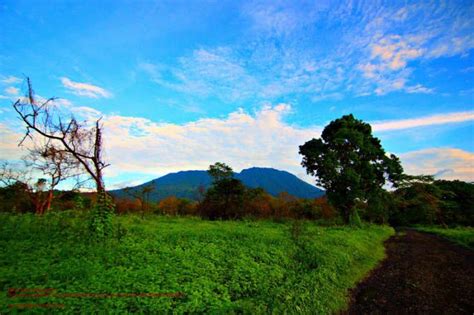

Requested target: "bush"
[
  {"left": 114, "top": 198, "right": 142, "bottom": 214},
  {"left": 199, "top": 178, "right": 247, "bottom": 219},
  {"left": 0, "top": 182, "right": 33, "bottom": 213}
]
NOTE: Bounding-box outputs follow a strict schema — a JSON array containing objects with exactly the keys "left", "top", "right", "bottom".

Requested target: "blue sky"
[{"left": 0, "top": 0, "right": 473, "bottom": 189}]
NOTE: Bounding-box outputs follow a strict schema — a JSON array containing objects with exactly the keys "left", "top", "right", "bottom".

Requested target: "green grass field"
[
  {"left": 0, "top": 211, "right": 394, "bottom": 314},
  {"left": 417, "top": 226, "right": 474, "bottom": 249}
]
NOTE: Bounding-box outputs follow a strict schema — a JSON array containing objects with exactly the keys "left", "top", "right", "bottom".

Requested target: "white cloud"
[
  {"left": 0, "top": 123, "right": 25, "bottom": 160},
  {"left": 100, "top": 107, "right": 474, "bottom": 185},
  {"left": 372, "top": 111, "right": 474, "bottom": 132},
  {"left": 61, "top": 77, "right": 112, "bottom": 98},
  {"left": 4, "top": 86, "right": 19, "bottom": 95},
  {"left": 0, "top": 102, "right": 319, "bottom": 184},
  {"left": 100, "top": 106, "right": 474, "bottom": 184},
  {"left": 101, "top": 104, "right": 320, "bottom": 183},
  {"left": 0, "top": 95, "right": 16, "bottom": 100},
  {"left": 2, "top": 99, "right": 473, "bottom": 186},
  {"left": 140, "top": 45, "right": 353, "bottom": 105},
  {"left": 400, "top": 148, "right": 474, "bottom": 181}
]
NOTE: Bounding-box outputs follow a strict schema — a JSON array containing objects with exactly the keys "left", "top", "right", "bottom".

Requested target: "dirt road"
[{"left": 346, "top": 230, "right": 474, "bottom": 314}]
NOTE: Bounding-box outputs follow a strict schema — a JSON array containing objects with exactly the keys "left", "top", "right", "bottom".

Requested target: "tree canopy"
[
  {"left": 208, "top": 162, "right": 234, "bottom": 184},
  {"left": 299, "top": 114, "right": 404, "bottom": 223}
]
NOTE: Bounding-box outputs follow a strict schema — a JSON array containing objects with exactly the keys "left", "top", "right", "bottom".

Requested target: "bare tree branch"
[{"left": 13, "top": 78, "right": 109, "bottom": 194}]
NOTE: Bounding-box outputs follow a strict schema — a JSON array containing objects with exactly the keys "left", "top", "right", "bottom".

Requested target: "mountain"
[
  {"left": 110, "top": 167, "right": 324, "bottom": 201},
  {"left": 236, "top": 168, "right": 323, "bottom": 198}
]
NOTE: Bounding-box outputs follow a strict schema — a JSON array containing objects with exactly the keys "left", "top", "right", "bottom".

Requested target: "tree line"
[{"left": 2, "top": 160, "right": 472, "bottom": 226}]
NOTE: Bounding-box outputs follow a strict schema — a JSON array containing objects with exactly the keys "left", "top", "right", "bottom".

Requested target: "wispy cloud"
[
  {"left": 139, "top": 47, "right": 261, "bottom": 103},
  {"left": 371, "top": 36, "right": 423, "bottom": 70},
  {"left": 139, "top": 2, "right": 473, "bottom": 103},
  {"left": 356, "top": 2, "right": 474, "bottom": 95},
  {"left": 405, "top": 84, "right": 434, "bottom": 94},
  {"left": 61, "top": 77, "right": 112, "bottom": 98},
  {"left": 372, "top": 111, "right": 474, "bottom": 132},
  {"left": 1, "top": 76, "right": 21, "bottom": 84},
  {"left": 357, "top": 35, "right": 429, "bottom": 95},
  {"left": 4, "top": 86, "right": 19, "bottom": 96}
]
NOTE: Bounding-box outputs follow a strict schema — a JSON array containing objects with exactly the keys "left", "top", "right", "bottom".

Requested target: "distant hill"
[{"left": 109, "top": 167, "right": 324, "bottom": 201}]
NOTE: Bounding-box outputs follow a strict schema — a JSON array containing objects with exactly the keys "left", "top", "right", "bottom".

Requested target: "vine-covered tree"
[
  {"left": 13, "top": 78, "right": 114, "bottom": 236},
  {"left": 299, "top": 114, "right": 404, "bottom": 224}
]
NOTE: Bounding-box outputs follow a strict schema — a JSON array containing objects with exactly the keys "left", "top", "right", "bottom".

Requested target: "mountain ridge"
[{"left": 110, "top": 167, "right": 324, "bottom": 201}]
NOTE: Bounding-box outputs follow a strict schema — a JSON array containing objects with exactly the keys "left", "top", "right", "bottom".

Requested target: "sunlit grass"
[
  {"left": 0, "top": 211, "right": 393, "bottom": 313},
  {"left": 417, "top": 226, "right": 474, "bottom": 249}
]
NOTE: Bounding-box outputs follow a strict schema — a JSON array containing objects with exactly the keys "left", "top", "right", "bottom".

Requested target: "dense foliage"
[
  {"left": 0, "top": 182, "right": 33, "bottom": 213},
  {"left": 435, "top": 180, "right": 474, "bottom": 226},
  {"left": 195, "top": 163, "right": 334, "bottom": 220},
  {"left": 299, "top": 114, "right": 403, "bottom": 223},
  {"left": 0, "top": 212, "right": 393, "bottom": 313},
  {"left": 390, "top": 180, "right": 474, "bottom": 226},
  {"left": 2, "top": 176, "right": 472, "bottom": 227}
]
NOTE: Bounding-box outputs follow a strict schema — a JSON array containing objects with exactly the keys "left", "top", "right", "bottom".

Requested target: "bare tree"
[
  {"left": 24, "top": 142, "right": 81, "bottom": 213},
  {"left": 13, "top": 78, "right": 109, "bottom": 193}
]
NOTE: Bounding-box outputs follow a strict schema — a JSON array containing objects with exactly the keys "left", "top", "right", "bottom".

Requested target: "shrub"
[{"left": 115, "top": 198, "right": 142, "bottom": 214}]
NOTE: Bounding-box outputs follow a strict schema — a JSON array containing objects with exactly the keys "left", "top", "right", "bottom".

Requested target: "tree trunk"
[
  {"left": 45, "top": 190, "right": 54, "bottom": 213},
  {"left": 33, "top": 193, "right": 44, "bottom": 215},
  {"left": 342, "top": 204, "right": 354, "bottom": 224},
  {"left": 96, "top": 181, "right": 105, "bottom": 194}
]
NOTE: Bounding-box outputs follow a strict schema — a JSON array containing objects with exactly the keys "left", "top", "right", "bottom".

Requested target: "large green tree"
[{"left": 299, "top": 114, "right": 403, "bottom": 223}]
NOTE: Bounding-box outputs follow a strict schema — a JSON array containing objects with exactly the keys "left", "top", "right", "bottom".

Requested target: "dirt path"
[{"left": 346, "top": 230, "right": 474, "bottom": 314}]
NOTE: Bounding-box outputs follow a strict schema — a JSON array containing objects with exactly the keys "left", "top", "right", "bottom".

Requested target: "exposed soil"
[{"left": 345, "top": 230, "right": 474, "bottom": 314}]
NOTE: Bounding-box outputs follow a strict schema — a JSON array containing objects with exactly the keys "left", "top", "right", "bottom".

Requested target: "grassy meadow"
[
  {"left": 416, "top": 226, "right": 474, "bottom": 249},
  {"left": 0, "top": 211, "right": 393, "bottom": 313}
]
